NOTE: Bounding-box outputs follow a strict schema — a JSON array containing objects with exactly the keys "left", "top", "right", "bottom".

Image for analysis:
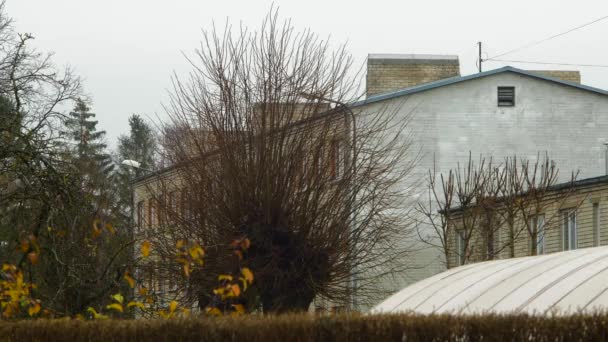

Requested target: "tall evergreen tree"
[
  {"left": 64, "top": 98, "right": 114, "bottom": 176},
  {"left": 115, "top": 114, "right": 156, "bottom": 222}
]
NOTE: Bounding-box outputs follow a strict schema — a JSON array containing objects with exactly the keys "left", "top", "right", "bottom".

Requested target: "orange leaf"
[
  {"left": 139, "top": 287, "right": 148, "bottom": 296},
  {"left": 183, "top": 263, "right": 190, "bottom": 277},
  {"left": 141, "top": 240, "right": 151, "bottom": 257},
  {"left": 231, "top": 284, "right": 241, "bottom": 297},
  {"left": 27, "top": 252, "right": 38, "bottom": 265},
  {"left": 124, "top": 272, "right": 136, "bottom": 288},
  {"left": 232, "top": 304, "right": 245, "bottom": 315},
  {"left": 92, "top": 227, "right": 102, "bottom": 239},
  {"left": 28, "top": 303, "right": 41, "bottom": 316},
  {"left": 234, "top": 250, "right": 243, "bottom": 260}
]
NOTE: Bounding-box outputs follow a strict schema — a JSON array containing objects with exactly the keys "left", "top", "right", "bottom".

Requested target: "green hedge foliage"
[{"left": 2, "top": 313, "right": 608, "bottom": 342}]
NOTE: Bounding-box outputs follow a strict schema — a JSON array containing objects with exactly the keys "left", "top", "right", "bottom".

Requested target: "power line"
[
  {"left": 486, "top": 14, "right": 608, "bottom": 60},
  {"left": 487, "top": 59, "right": 608, "bottom": 68}
]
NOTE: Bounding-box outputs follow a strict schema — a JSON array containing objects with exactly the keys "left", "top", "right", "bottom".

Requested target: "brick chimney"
[
  {"left": 366, "top": 54, "right": 460, "bottom": 97},
  {"left": 527, "top": 70, "right": 581, "bottom": 84}
]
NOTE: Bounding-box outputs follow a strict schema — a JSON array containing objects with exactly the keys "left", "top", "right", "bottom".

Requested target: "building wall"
[
  {"left": 448, "top": 182, "right": 608, "bottom": 267},
  {"left": 357, "top": 71, "right": 608, "bottom": 305}
]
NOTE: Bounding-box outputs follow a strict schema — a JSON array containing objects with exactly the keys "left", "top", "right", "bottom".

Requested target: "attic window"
[{"left": 497, "top": 86, "right": 515, "bottom": 107}]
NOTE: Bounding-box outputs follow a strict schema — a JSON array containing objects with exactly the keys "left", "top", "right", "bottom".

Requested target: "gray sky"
[{"left": 7, "top": 0, "right": 608, "bottom": 148}]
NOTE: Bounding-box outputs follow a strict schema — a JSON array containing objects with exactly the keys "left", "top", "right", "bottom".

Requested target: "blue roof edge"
[{"left": 352, "top": 66, "right": 608, "bottom": 108}]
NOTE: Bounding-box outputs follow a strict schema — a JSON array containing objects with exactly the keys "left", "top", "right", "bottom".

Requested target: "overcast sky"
[{"left": 7, "top": 0, "right": 608, "bottom": 147}]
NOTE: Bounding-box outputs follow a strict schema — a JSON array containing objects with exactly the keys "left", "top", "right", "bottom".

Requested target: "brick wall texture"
[
  {"left": 528, "top": 70, "right": 581, "bottom": 84},
  {"left": 366, "top": 56, "right": 460, "bottom": 96}
]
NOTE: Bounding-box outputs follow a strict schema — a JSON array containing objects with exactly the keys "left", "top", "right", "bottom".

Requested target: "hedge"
[{"left": 2, "top": 313, "right": 608, "bottom": 342}]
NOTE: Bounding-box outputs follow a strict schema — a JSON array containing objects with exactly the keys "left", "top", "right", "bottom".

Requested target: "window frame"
[
  {"left": 593, "top": 202, "right": 601, "bottom": 247},
  {"left": 530, "top": 214, "right": 546, "bottom": 255},
  {"left": 562, "top": 209, "right": 577, "bottom": 251}
]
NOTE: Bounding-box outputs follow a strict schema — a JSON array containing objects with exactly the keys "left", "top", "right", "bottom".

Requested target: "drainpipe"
[{"left": 605, "top": 143, "right": 608, "bottom": 175}]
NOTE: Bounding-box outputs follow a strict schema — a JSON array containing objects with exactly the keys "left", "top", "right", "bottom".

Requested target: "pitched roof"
[{"left": 353, "top": 66, "right": 608, "bottom": 108}]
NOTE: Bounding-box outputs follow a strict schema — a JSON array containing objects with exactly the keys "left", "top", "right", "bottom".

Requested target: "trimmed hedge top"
[{"left": 2, "top": 313, "right": 608, "bottom": 342}]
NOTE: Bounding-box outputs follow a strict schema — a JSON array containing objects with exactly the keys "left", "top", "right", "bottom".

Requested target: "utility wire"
[
  {"left": 487, "top": 59, "right": 608, "bottom": 68},
  {"left": 486, "top": 14, "right": 608, "bottom": 60}
]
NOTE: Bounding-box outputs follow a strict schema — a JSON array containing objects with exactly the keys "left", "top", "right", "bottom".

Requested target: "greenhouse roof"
[{"left": 372, "top": 246, "right": 608, "bottom": 315}]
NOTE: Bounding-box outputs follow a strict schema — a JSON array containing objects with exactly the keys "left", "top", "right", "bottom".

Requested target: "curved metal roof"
[{"left": 372, "top": 246, "right": 608, "bottom": 315}]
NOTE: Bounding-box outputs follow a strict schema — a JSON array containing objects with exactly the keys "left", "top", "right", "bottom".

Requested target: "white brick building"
[{"left": 353, "top": 54, "right": 608, "bottom": 306}]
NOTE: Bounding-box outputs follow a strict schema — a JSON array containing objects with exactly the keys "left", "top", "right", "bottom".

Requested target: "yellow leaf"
[
  {"left": 231, "top": 284, "right": 241, "bottom": 297},
  {"left": 111, "top": 293, "right": 124, "bottom": 304},
  {"left": 213, "top": 288, "right": 225, "bottom": 296},
  {"left": 74, "top": 314, "right": 85, "bottom": 320},
  {"left": 145, "top": 296, "right": 154, "bottom": 304},
  {"left": 87, "top": 307, "right": 108, "bottom": 319},
  {"left": 232, "top": 304, "right": 245, "bottom": 315},
  {"left": 139, "top": 287, "right": 148, "bottom": 296},
  {"left": 169, "top": 300, "right": 178, "bottom": 313},
  {"left": 241, "top": 238, "right": 251, "bottom": 250},
  {"left": 218, "top": 274, "right": 233, "bottom": 282},
  {"left": 206, "top": 307, "right": 222, "bottom": 316},
  {"left": 176, "top": 240, "right": 185, "bottom": 249},
  {"left": 183, "top": 263, "right": 190, "bottom": 277},
  {"left": 241, "top": 267, "right": 254, "bottom": 284},
  {"left": 106, "top": 303, "right": 124, "bottom": 312},
  {"left": 105, "top": 223, "right": 116, "bottom": 235},
  {"left": 19, "top": 241, "right": 29, "bottom": 252},
  {"left": 189, "top": 245, "right": 205, "bottom": 260},
  {"left": 124, "top": 272, "right": 136, "bottom": 288},
  {"left": 127, "top": 301, "right": 145, "bottom": 310},
  {"left": 28, "top": 303, "right": 41, "bottom": 316},
  {"left": 239, "top": 277, "right": 248, "bottom": 291},
  {"left": 141, "top": 240, "right": 151, "bottom": 257}
]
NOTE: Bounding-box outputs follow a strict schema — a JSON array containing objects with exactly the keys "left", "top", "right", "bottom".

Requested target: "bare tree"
[
  {"left": 144, "top": 10, "right": 415, "bottom": 313},
  {"left": 514, "top": 154, "right": 580, "bottom": 256},
  {"left": 420, "top": 152, "right": 580, "bottom": 267},
  {"left": 0, "top": 1, "right": 133, "bottom": 317}
]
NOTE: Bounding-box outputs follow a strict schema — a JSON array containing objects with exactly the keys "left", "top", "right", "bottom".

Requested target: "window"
[
  {"left": 136, "top": 201, "right": 145, "bottom": 233},
  {"left": 497, "top": 86, "right": 515, "bottom": 107},
  {"left": 169, "top": 191, "right": 179, "bottom": 214},
  {"left": 330, "top": 140, "right": 342, "bottom": 179},
  {"left": 593, "top": 203, "right": 600, "bottom": 246},
  {"left": 456, "top": 230, "right": 466, "bottom": 265},
  {"left": 562, "top": 210, "right": 577, "bottom": 250},
  {"left": 530, "top": 214, "right": 546, "bottom": 254},
  {"left": 148, "top": 200, "right": 157, "bottom": 227}
]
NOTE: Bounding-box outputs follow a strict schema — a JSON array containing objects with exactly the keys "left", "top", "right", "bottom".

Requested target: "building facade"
[{"left": 354, "top": 54, "right": 608, "bottom": 300}]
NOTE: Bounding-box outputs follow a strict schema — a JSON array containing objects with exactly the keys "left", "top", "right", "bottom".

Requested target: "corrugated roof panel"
[{"left": 372, "top": 246, "right": 608, "bottom": 315}]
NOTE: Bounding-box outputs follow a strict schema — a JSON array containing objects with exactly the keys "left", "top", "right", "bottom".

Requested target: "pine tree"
[
  {"left": 63, "top": 98, "right": 114, "bottom": 183},
  {"left": 115, "top": 114, "right": 156, "bottom": 221}
]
